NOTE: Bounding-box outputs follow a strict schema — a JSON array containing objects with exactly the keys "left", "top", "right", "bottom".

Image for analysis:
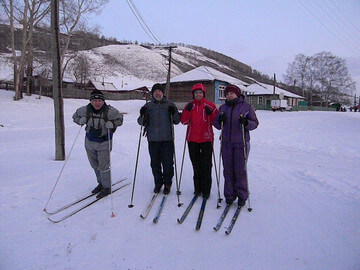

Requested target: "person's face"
[
  {"left": 153, "top": 89, "right": 163, "bottom": 101},
  {"left": 193, "top": 90, "right": 204, "bottom": 100},
  {"left": 226, "top": 92, "right": 237, "bottom": 101},
  {"left": 91, "top": 99, "right": 104, "bottom": 110}
]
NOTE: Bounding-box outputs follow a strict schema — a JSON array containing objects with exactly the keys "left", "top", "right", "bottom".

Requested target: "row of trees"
[
  {"left": 283, "top": 52, "right": 355, "bottom": 106},
  {"left": 0, "top": 0, "right": 108, "bottom": 100}
]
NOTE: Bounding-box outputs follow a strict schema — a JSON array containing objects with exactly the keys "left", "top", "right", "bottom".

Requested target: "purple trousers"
[{"left": 221, "top": 141, "right": 250, "bottom": 202}]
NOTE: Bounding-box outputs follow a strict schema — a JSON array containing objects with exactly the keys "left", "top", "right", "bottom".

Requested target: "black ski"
[
  {"left": 48, "top": 182, "right": 130, "bottom": 223},
  {"left": 177, "top": 195, "right": 198, "bottom": 224},
  {"left": 153, "top": 195, "right": 167, "bottom": 224},
  {"left": 225, "top": 206, "right": 242, "bottom": 235},
  {"left": 44, "top": 178, "right": 126, "bottom": 215},
  {"left": 213, "top": 204, "right": 231, "bottom": 231},
  {"left": 140, "top": 192, "right": 160, "bottom": 219},
  {"left": 195, "top": 198, "right": 207, "bottom": 231}
]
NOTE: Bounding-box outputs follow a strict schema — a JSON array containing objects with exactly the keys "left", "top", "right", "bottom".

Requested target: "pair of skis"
[
  {"left": 140, "top": 193, "right": 168, "bottom": 223},
  {"left": 178, "top": 195, "right": 246, "bottom": 234},
  {"left": 45, "top": 178, "right": 129, "bottom": 223},
  {"left": 213, "top": 204, "right": 243, "bottom": 235},
  {"left": 177, "top": 195, "right": 208, "bottom": 231}
]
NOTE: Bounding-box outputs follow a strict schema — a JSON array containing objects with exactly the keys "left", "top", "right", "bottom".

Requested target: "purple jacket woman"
[{"left": 213, "top": 85, "right": 259, "bottom": 206}]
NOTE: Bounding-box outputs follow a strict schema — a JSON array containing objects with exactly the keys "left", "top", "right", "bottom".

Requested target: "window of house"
[
  {"left": 219, "top": 85, "right": 226, "bottom": 99},
  {"left": 258, "top": 96, "right": 263, "bottom": 104}
]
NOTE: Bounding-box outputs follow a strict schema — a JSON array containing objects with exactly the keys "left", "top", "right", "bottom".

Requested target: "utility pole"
[
  {"left": 273, "top": 73, "right": 276, "bottom": 99},
  {"left": 164, "top": 45, "right": 177, "bottom": 98},
  {"left": 51, "top": 0, "right": 65, "bottom": 160}
]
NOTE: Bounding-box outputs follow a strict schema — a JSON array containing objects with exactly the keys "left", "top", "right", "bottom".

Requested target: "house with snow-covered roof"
[
  {"left": 164, "top": 66, "right": 250, "bottom": 104},
  {"left": 244, "top": 77, "right": 305, "bottom": 110}
]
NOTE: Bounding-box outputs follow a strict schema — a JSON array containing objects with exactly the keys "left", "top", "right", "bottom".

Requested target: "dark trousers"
[
  {"left": 188, "top": 141, "right": 213, "bottom": 197},
  {"left": 148, "top": 141, "right": 174, "bottom": 188}
]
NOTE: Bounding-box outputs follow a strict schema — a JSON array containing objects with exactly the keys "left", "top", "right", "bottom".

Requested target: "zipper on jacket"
[{"left": 229, "top": 105, "right": 234, "bottom": 142}]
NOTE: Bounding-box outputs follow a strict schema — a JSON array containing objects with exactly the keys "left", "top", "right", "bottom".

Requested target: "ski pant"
[
  {"left": 85, "top": 137, "right": 112, "bottom": 189},
  {"left": 148, "top": 140, "right": 174, "bottom": 188},
  {"left": 188, "top": 141, "right": 213, "bottom": 197},
  {"left": 221, "top": 141, "right": 250, "bottom": 203}
]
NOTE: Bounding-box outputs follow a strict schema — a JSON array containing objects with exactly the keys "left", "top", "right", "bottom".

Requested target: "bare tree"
[
  {"left": 284, "top": 52, "right": 355, "bottom": 106},
  {"left": 71, "top": 53, "right": 91, "bottom": 84},
  {"left": 25, "top": 0, "right": 51, "bottom": 96},
  {"left": 59, "top": 0, "right": 108, "bottom": 77},
  {"left": 312, "top": 51, "right": 355, "bottom": 106},
  {"left": 1, "top": 0, "right": 50, "bottom": 99}
]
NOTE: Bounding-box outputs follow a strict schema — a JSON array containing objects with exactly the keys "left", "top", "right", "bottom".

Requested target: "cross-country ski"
[
  {"left": 44, "top": 178, "right": 127, "bottom": 215},
  {"left": 140, "top": 192, "right": 160, "bottom": 219},
  {"left": 213, "top": 203, "right": 231, "bottom": 231},
  {"left": 153, "top": 195, "right": 168, "bottom": 224},
  {"left": 48, "top": 182, "right": 130, "bottom": 223},
  {"left": 177, "top": 195, "right": 198, "bottom": 224}
]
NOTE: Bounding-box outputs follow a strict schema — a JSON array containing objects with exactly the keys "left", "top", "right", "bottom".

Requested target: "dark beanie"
[
  {"left": 90, "top": 90, "right": 105, "bottom": 101},
  {"left": 151, "top": 83, "right": 164, "bottom": 94},
  {"left": 224, "top": 85, "right": 241, "bottom": 98}
]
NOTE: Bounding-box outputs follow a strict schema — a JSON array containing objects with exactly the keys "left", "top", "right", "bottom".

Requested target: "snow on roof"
[
  {"left": 90, "top": 80, "right": 118, "bottom": 91},
  {"left": 170, "top": 66, "right": 248, "bottom": 89},
  {"left": 245, "top": 78, "right": 304, "bottom": 98}
]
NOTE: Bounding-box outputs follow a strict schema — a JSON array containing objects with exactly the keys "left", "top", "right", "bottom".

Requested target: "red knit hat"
[
  {"left": 192, "top": 83, "right": 206, "bottom": 97},
  {"left": 224, "top": 85, "right": 241, "bottom": 97}
]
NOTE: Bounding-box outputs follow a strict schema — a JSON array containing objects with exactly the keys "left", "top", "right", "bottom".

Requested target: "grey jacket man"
[{"left": 73, "top": 99, "right": 123, "bottom": 195}]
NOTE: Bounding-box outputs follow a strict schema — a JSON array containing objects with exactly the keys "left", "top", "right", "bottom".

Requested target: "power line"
[
  {"left": 315, "top": 0, "right": 360, "bottom": 48},
  {"left": 125, "top": 0, "right": 161, "bottom": 45},
  {"left": 297, "top": 0, "right": 360, "bottom": 57},
  {"left": 329, "top": 0, "right": 360, "bottom": 34}
]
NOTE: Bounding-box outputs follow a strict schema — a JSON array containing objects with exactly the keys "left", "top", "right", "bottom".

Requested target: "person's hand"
[
  {"left": 204, "top": 105, "right": 213, "bottom": 115},
  {"left": 218, "top": 113, "right": 226, "bottom": 125},
  {"left": 238, "top": 115, "right": 249, "bottom": 127},
  {"left": 79, "top": 117, "right": 87, "bottom": 125},
  {"left": 185, "top": 102, "right": 193, "bottom": 112},
  {"left": 140, "top": 106, "right": 147, "bottom": 116},
  {"left": 169, "top": 105, "right": 176, "bottom": 115},
  {"left": 105, "top": 121, "right": 114, "bottom": 129}
]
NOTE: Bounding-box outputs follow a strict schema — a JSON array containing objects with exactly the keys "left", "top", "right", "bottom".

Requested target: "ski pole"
[
  {"left": 107, "top": 128, "right": 115, "bottom": 217},
  {"left": 43, "top": 124, "right": 83, "bottom": 212},
  {"left": 171, "top": 114, "right": 183, "bottom": 207},
  {"left": 128, "top": 115, "right": 144, "bottom": 208},
  {"left": 178, "top": 136, "right": 187, "bottom": 195},
  {"left": 240, "top": 115, "right": 252, "bottom": 212},
  {"left": 212, "top": 143, "right": 222, "bottom": 208},
  {"left": 217, "top": 120, "right": 224, "bottom": 208}
]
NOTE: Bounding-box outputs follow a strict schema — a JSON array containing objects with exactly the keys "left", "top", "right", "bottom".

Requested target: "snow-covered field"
[{"left": 0, "top": 89, "right": 359, "bottom": 270}]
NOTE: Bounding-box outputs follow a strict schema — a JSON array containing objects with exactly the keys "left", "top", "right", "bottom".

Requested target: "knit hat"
[
  {"left": 151, "top": 83, "right": 164, "bottom": 94},
  {"left": 90, "top": 90, "right": 105, "bottom": 101},
  {"left": 192, "top": 83, "right": 206, "bottom": 97},
  {"left": 224, "top": 85, "right": 241, "bottom": 98}
]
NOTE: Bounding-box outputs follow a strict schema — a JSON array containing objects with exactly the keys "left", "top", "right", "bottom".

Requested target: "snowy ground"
[{"left": 0, "top": 89, "right": 359, "bottom": 270}]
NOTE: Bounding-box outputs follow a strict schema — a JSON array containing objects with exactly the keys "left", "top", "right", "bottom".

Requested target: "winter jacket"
[
  {"left": 137, "top": 97, "right": 180, "bottom": 142},
  {"left": 213, "top": 96, "right": 259, "bottom": 145},
  {"left": 181, "top": 98, "right": 218, "bottom": 143},
  {"left": 73, "top": 103, "right": 123, "bottom": 142}
]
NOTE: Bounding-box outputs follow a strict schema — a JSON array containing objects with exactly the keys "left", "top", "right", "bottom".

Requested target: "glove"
[
  {"left": 140, "top": 106, "right": 147, "bottom": 116},
  {"left": 238, "top": 115, "right": 249, "bottom": 127},
  {"left": 105, "top": 121, "right": 114, "bottom": 129},
  {"left": 168, "top": 105, "right": 176, "bottom": 115},
  {"left": 185, "top": 102, "right": 193, "bottom": 112},
  {"left": 204, "top": 105, "right": 213, "bottom": 115},
  {"left": 218, "top": 113, "right": 226, "bottom": 125},
  {"left": 79, "top": 117, "right": 87, "bottom": 125}
]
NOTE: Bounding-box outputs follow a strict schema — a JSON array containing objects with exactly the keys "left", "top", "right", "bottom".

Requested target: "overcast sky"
[{"left": 89, "top": 0, "right": 360, "bottom": 89}]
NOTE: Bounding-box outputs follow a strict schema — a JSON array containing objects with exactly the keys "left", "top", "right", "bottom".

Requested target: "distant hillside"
[{"left": 0, "top": 23, "right": 282, "bottom": 88}]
